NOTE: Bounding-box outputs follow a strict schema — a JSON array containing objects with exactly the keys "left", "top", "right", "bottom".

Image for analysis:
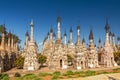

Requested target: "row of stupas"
[
  {"left": 0, "top": 26, "right": 18, "bottom": 54},
  {"left": 0, "top": 25, "right": 19, "bottom": 72},
  {"left": 42, "top": 17, "right": 118, "bottom": 70}
]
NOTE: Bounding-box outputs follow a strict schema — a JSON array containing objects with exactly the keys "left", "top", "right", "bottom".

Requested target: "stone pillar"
[
  {"left": 77, "top": 25, "right": 80, "bottom": 42},
  {"left": 109, "top": 32, "right": 113, "bottom": 46},
  {"left": 105, "top": 18, "right": 110, "bottom": 46},
  {"left": 1, "top": 28, "right": 5, "bottom": 51},
  {"left": 30, "top": 19, "right": 34, "bottom": 42},
  {"left": 112, "top": 33, "right": 115, "bottom": 46},
  {"left": 118, "top": 37, "right": 120, "bottom": 45},
  {"left": 8, "top": 32, "right": 11, "bottom": 52},
  {"left": 69, "top": 27, "right": 73, "bottom": 44},
  {"left": 64, "top": 31, "right": 67, "bottom": 45},
  {"left": 15, "top": 43, "right": 18, "bottom": 52},
  {"left": 106, "top": 32, "right": 109, "bottom": 44},
  {"left": 82, "top": 38, "right": 85, "bottom": 46},
  {"left": 57, "top": 16, "right": 61, "bottom": 40},
  {"left": 53, "top": 32, "right": 56, "bottom": 43},
  {"left": 25, "top": 31, "right": 29, "bottom": 49},
  {"left": 11, "top": 35, "right": 14, "bottom": 52},
  {"left": 50, "top": 28, "right": 53, "bottom": 42}
]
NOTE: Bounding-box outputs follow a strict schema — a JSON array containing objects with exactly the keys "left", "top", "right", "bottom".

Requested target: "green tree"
[
  {"left": 0, "top": 25, "right": 6, "bottom": 34},
  {"left": 67, "top": 54, "right": 74, "bottom": 66},
  {"left": 14, "top": 56, "right": 24, "bottom": 69},
  {"left": 114, "top": 52, "right": 120, "bottom": 61},
  {"left": 37, "top": 54, "right": 47, "bottom": 67},
  {"left": 114, "top": 51, "right": 120, "bottom": 65}
]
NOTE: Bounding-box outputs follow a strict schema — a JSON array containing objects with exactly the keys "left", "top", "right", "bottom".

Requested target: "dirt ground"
[
  {"left": 3, "top": 66, "right": 120, "bottom": 80},
  {"left": 61, "top": 73, "right": 120, "bottom": 80}
]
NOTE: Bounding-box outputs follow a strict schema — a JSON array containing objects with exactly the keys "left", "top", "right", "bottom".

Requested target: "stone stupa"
[{"left": 23, "top": 20, "right": 39, "bottom": 71}]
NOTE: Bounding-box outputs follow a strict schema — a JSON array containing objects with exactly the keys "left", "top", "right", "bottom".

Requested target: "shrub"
[
  {"left": 85, "top": 70, "right": 96, "bottom": 76},
  {"left": 14, "top": 56, "right": 24, "bottom": 69},
  {"left": 14, "top": 72, "right": 21, "bottom": 77},
  {"left": 66, "top": 70, "right": 74, "bottom": 75},
  {"left": 52, "top": 71, "right": 61, "bottom": 80}
]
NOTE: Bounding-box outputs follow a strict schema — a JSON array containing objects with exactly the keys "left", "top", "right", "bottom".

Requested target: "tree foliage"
[
  {"left": 37, "top": 54, "right": 47, "bottom": 66},
  {"left": 114, "top": 52, "right": 120, "bottom": 61},
  {"left": 67, "top": 54, "right": 74, "bottom": 66},
  {"left": 114, "top": 51, "right": 120, "bottom": 65},
  {"left": 14, "top": 56, "right": 24, "bottom": 69}
]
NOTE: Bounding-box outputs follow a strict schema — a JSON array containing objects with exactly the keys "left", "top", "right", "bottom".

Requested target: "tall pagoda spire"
[
  {"left": 64, "top": 30, "right": 67, "bottom": 45},
  {"left": 57, "top": 16, "right": 61, "bottom": 40},
  {"left": 105, "top": 17, "right": 109, "bottom": 33},
  {"left": 89, "top": 29, "right": 94, "bottom": 40},
  {"left": 50, "top": 27, "right": 53, "bottom": 41},
  {"left": 89, "top": 28, "right": 95, "bottom": 49},
  {"left": 30, "top": 19, "right": 34, "bottom": 42},
  {"left": 69, "top": 27, "right": 73, "bottom": 44},
  {"left": 77, "top": 25, "right": 80, "bottom": 42},
  {"left": 82, "top": 37, "right": 85, "bottom": 46},
  {"left": 25, "top": 31, "right": 29, "bottom": 49},
  {"left": 1, "top": 27, "right": 6, "bottom": 51},
  {"left": 98, "top": 38, "right": 102, "bottom": 48},
  {"left": 105, "top": 17, "right": 110, "bottom": 45},
  {"left": 117, "top": 37, "right": 120, "bottom": 45},
  {"left": 109, "top": 32, "right": 113, "bottom": 46},
  {"left": 8, "top": 31, "right": 11, "bottom": 52},
  {"left": 76, "top": 25, "right": 81, "bottom": 46},
  {"left": 112, "top": 33, "right": 115, "bottom": 46}
]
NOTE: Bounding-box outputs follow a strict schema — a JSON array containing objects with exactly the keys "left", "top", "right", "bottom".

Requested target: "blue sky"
[{"left": 0, "top": 0, "right": 120, "bottom": 52}]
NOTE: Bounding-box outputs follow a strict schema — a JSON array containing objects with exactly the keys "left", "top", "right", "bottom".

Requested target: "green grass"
[
  {"left": 84, "top": 70, "right": 96, "bottom": 76},
  {"left": 52, "top": 71, "right": 61, "bottom": 80},
  {"left": 39, "top": 72, "right": 52, "bottom": 77},
  {"left": 2, "top": 67, "right": 120, "bottom": 80},
  {"left": 0, "top": 74, "right": 9, "bottom": 80},
  {"left": 63, "top": 70, "right": 96, "bottom": 78},
  {"left": 63, "top": 70, "right": 74, "bottom": 76},
  {"left": 100, "top": 71, "right": 110, "bottom": 74},
  {"left": 17, "top": 73, "right": 43, "bottom": 80},
  {"left": 66, "top": 70, "right": 74, "bottom": 75},
  {"left": 113, "top": 68, "right": 120, "bottom": 71},
  {"left": 74, "top": 71, "right": 84, "bottom": 74}
]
